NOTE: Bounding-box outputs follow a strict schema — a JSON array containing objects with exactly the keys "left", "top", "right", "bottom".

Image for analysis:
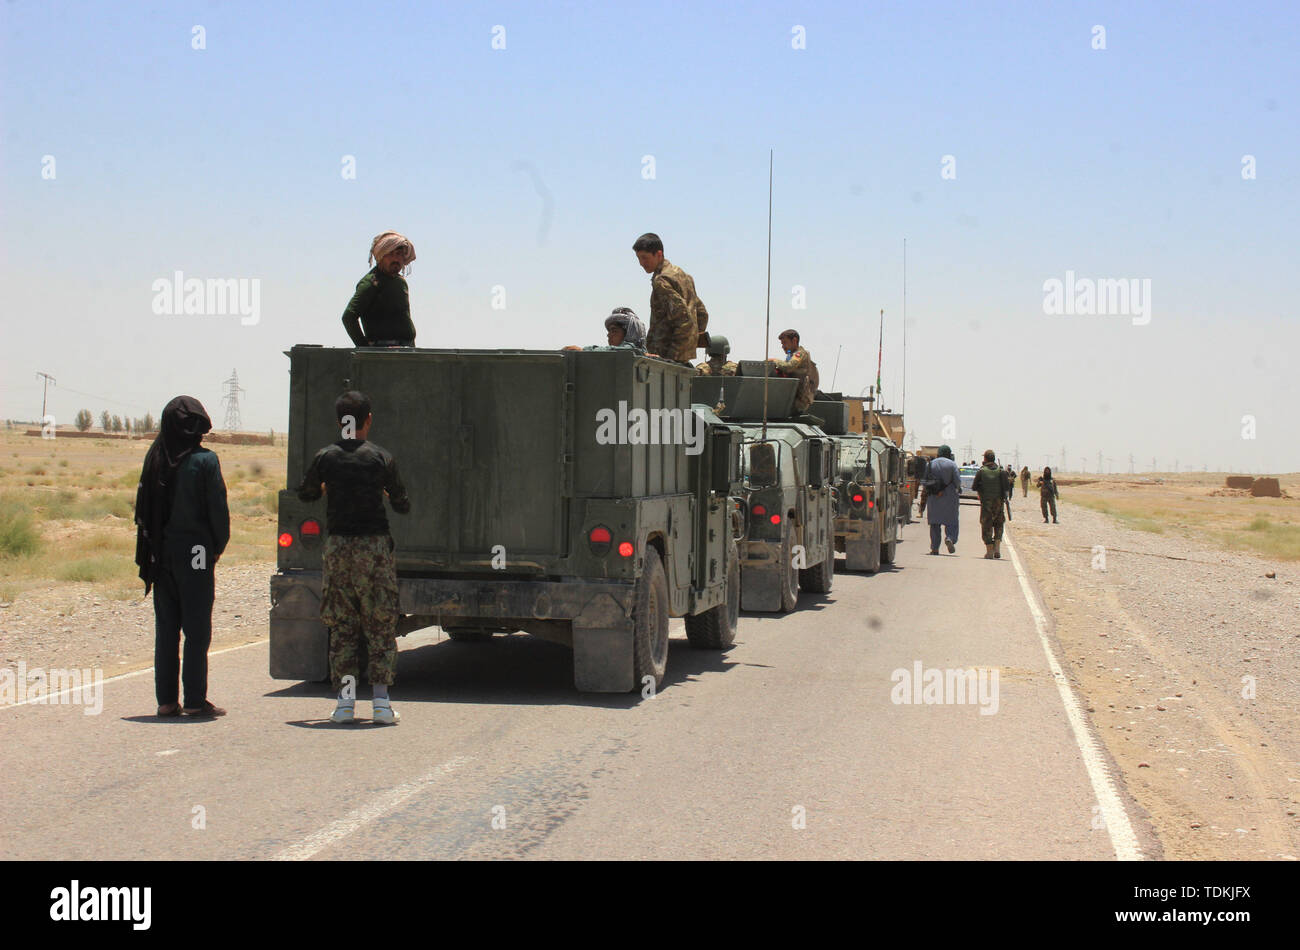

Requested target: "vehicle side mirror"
[{"left": 748, "top": 443, "right": 778, "bottom": 489}]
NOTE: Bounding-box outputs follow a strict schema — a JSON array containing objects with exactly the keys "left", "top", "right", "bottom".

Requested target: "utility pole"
[
  {"left": 1128, "top": 453, "right": 1135, "bottom": 474},
  {"left": 1097, "top": 450, "right": 1104, "bottom": 474},
  {"left": 220, "top": 369, "right": 246, "bottom": 432},
  {"left": 1174, "top": 458, "right": 1179, "bottom": 474},
  {"left": 36, "top": 372, "right": 57, "bottom": 421},
  {"left": 1060, "top": 445, "right": 1068, "bottom": 474},
  {"left": 1151, "top": 456, "right": 1157, "bottom": 472}
]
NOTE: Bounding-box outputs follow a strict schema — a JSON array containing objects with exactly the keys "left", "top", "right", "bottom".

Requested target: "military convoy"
[{"left": 270, "top": 344, "right": 909, "bottom": 694}]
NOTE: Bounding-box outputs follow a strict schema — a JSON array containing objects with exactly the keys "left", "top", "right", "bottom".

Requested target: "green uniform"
[
  {"left": 971, "top": 462, "right": 1006, "bottom": 544},
  {"left": 647, "top": 260, "right": 708, "bottom": 364},
  {"left": 695, "top": 357, "right": 737, "bottom": 376},
  {"left": 342, "top": 267, "right": 416, "bottom": 346},
  {"left": 1039, "top": 475, "right": 1059, "bottom": 521}
]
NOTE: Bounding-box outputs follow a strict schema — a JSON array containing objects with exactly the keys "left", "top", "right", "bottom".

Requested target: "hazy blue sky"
[{"left": 3, "top": 1, "right": 1296, "bottom": 472}]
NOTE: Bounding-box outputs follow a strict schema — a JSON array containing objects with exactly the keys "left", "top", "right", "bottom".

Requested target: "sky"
[{"left": 2, "top": 0, "right": 1296, "bottom": 473}]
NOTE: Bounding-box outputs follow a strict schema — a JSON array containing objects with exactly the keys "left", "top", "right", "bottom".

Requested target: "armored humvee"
[
  {"left": 691, "top": 373, "right": 836, "bottom": 612},
  {"left": 270, "top": 345, "right": 745, "bottom": 694},
  {"left": 813, "top": 397, "right": 900, "bottom": 573}
]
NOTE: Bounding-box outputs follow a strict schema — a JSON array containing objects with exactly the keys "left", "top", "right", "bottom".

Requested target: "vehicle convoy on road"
[
  {"left": 270, "top": 344, "right": 747, "bottom": 694},
  {"left": 691, "top": 372, "right": 836, "bottom": 612},
  {"left": 815, "top": 396, "right": 901, "bottom": 573}
]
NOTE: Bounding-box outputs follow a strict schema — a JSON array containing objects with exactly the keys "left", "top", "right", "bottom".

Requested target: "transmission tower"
[
  {"left": 1128, "top": 454, "right": 1135, "bottom": 474},
  {"left": 221, "top": 369, "right": 246, "bottom": 432},
  {"left": 1097, "top": 450, "right": 1103, "bottom": 474},
  {"left": 1013, "top": 445, "right": 1020, "bottom": 470},
  {"left": 1060, "top": 446, "right": 1068, "bottom": 474}
]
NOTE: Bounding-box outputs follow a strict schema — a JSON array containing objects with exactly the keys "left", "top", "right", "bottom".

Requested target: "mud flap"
[
  {"left": 740, "top": 564, "right": 782, "bottom": 611},
  {"left": 845, "top": 538, "right": 878, "bottom": 572},
  {"left": 269, "top": 573, "right": 329, "bottom": 681},
  {"left": 572, "top": 593, "right": 635, "bottom": 692}
]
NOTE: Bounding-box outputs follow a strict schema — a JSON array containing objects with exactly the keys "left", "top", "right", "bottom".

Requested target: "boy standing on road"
[{"left": 297, "top": 392, "right": 411, "bottom": 725}]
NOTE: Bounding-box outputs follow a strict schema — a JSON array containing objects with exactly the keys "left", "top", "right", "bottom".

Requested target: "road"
[{"left": 0, "top": 505, "right": 1153, "bottom": 860}]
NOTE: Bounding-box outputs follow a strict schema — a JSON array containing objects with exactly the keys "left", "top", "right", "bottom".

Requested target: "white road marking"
[
  {"left": 0, "top": 638, "right": 268, "bottom": 711},
  {"left": 273, "top": 755, "right": 472, "bottom": 861},
  {"left": 1003, "top": 532, "right": 1145, "bottom": 861}
]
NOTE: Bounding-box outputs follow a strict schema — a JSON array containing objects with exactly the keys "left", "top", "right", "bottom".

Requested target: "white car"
[{"left": 958, "top": 465, "right": 979, "bottom": 503}]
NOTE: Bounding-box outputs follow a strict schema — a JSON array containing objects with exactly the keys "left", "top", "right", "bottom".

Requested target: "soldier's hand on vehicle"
[{"left": 562, "top": 345, "right": 582, "bottom": 351}]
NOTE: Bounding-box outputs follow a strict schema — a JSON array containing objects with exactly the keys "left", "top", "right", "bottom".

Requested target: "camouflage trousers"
[
  {"left": 979, "top": 500, "right": 1005, "bottom": 544},
  {"left": 321, "top": 534, "right": 399, "bottom": 691}
]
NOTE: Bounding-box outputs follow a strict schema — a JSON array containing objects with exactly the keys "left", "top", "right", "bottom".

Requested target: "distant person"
[
  {"left": 970, "top": 449, "right": 1007, "bottom": 559},
  {"left": 696, "top": 335, "right": 738, "bottom": 375},
  {"left": 134, "top": 396, "right": 230, "bottom": 718},
  {"left": 1037, "top": 466, "right": 1060, "bottom": 523},
  {"left": 921, "top": 444, "right": 961, "bottom": 555},
  {"left": 1020, "top": 465, "right": 1031, "bottom": 497},
  {"left": 298, "top": 391, "right": 411, "bottom": 725},
  {"left": 563, "top": 307, "right": 647, "bottom": 352},
  {"left": 341, "top": 231, "right": 418, "bottom": 347},
  {"left": 1003, "top": 464, "right": 1016, "bottom": 521},
  {"left": 633, "top": 232, "right": 710, "bottom": 365},
  {"left": 767, "top": 329, "right": 820, "bottom": 412}
]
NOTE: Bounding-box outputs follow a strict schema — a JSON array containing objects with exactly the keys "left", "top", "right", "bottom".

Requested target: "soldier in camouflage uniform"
[
  {"left": 297, "top": 391, "right": 411, "bottom": 724},
  {"left": 633, "top": 232, "right": 709, "bottom": 365},
  {"left": 768, "top": 329, "right": 820, "bottom": 412},
  {"left": 695, "top": 334, "right": 738, "bottom": 376},
  {"left": 970, "top": 449, "right": 1006, "bottom": 559}
]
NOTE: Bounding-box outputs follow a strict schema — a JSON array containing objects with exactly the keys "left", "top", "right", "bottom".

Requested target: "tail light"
[
  {"left": 278, "top": 532, "right": 293, "bottom": 548},
  {"left": 618, "top": 541, "right": 634, "bottom": 558},
  {"left": 300, "top": 519, "right": 322, "bottom": 543},
  {"left": 751, "top": 503, "right": 767, "bottom": 517},
  {"left": 588, "top": 525, "right": 612, "bottom": 556},
  {"left": 769, "top": 513, "right": 781, "bottom": 525}
]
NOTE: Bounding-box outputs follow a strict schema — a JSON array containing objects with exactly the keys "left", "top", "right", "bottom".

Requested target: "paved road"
[{"left": 1, "top": 506, "right": 1147, "bottom": 859}]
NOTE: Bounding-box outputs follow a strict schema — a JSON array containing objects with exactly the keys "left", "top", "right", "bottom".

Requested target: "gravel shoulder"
[{"left": 1007, "top": 497, "right": 1300, "bottom": 859}]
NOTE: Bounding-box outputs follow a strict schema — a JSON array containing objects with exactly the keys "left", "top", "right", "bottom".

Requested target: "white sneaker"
[
  {"left": 372, "top": 702, "right": 400, "bottom": 725},
  {"left": 330, "top": 704, "right": 356, "bottom": 724}
]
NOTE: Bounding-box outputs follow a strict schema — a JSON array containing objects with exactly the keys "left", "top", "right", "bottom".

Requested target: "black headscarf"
[{"left": 134, "top": 396, "right": 212, "bottom": 593}]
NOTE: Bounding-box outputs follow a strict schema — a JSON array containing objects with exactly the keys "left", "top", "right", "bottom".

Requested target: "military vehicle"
[
  {"left": 814, "top": 396, "right": 900, "bottom": 573},
  {"left": 691, "top": 373, "right": 836, "bottom": 612},
  {"left": 270, "top": 345, "right": 746, "bottom": 694}
]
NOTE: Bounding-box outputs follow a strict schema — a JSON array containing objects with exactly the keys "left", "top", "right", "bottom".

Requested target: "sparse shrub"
[{"left": 0, "top": 494, "right": 40, "bottom": 557}]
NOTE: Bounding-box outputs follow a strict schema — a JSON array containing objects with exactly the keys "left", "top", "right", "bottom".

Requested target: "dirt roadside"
[{"left": 1006, "top": 499, "right": 1300, "bottom": 860}]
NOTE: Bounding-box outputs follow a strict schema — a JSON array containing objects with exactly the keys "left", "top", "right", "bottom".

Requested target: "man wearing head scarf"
[
  {"left": 341, "top": 230, "right": 418, "bottom": 347},
  {"left": 971, "top": 449, "right": 1007, "bottom": 559},
  {"left": 562, "top": 307, "right": 648, "bottom": 352},
  {"left": 134, "top": 396, "right": 230, "bottom": 717},
  {"left": 920, "top": 444, "right": 961, "bottom": 555},
  {"left": 1037, "top": 466, "right": 1060, "bottom": 523}
]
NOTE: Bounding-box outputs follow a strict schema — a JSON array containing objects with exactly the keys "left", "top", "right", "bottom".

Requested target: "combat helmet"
[{"left": 706, "top": 335, "right": 731, "bottom": 358}]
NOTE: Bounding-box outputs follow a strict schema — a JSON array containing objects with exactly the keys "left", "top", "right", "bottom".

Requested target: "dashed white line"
[{"left": 1003, "top": 532, "right": 1145, "bottom": 861}]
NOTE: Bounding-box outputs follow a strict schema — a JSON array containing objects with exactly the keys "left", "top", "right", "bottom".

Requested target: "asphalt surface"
[{"left": 1, "top": 505, "right": 1140, "bottom": 860}]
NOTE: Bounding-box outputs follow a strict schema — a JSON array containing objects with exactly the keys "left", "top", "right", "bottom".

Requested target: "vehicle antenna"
[
  {"left": 830, "top": 344, "right": 843, "bottom": 391},
  {"left": 762, "top": 148, "right": 773, "bottom": 441},
  {"left": 901, "top": 238, "right": 906, "bottom": 417}
]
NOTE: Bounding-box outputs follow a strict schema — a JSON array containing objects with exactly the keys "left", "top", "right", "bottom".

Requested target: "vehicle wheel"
[
  {"left": 632, "top": 546, "right": 671, "bottom": 690},
  {"left": 778, "top": 527, "right": 799, "bottom": 612},
  {"left": 880, "top": 529, "right": 897, "bottom": 565},
  {"left": 445, "top": 628, "right": 493, "bottom": 643},
  {"left": 685, "top": 541, "right": 739, "bottom": 649},
  {"left": 798, "top": 546, "right": 834, "bottom": 593}
]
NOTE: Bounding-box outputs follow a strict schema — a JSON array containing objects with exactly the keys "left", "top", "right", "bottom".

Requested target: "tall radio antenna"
[{"left": 761, "top": 148, "right": 773, "bottom": 441}]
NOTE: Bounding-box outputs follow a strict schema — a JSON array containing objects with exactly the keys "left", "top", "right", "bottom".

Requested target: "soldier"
[
  {"left": 341, "top": 231, "right": 417, "bottom": 347},
  {"left": 695, "top": 334, "right": 738, "bottom": 375},
  {"left": 970, "top": 449, "right": 1006, "bottom": 559},
  {"left": 768, "top": 329, "right": 820, "bottom": 413},
  {"left": 1002, "top": 464, "right": 1015, "bottom": 521},
  {"left": 1020, "top": 465, "right": 1031, "bottom": 497},
  {"left": 134, "top": 396, "right": 230, "bottom": 717},
  {"left": 1037, "top": 466, "right": 1060, "bottom": 523},
  {"left": 298, "top": 391, "right": 411, "bottom": 725},
  {"left": 633, "top": 232, "right": 709, "bottom": 365}
]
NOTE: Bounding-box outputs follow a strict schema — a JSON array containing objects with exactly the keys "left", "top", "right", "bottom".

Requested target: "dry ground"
[{"left": 1008, "top": 472, "right": 1300, "bottom": 859}]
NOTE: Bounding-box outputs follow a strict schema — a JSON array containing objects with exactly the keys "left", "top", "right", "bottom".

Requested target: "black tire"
[
  {"left": 778, "top": 527, "right": 799, "bottom": 612},
  {"left": 798, "top": 546, "right": 834, "bottom": 593},
  {"left": 880, "top": 531, "right": 897, "bottom": 565},
  {"left": 632, "top": 546, "right": 671, "bottom": 691},
  {"left": 685, "top": 541, "right": 739, "bottom": 649},
  {"left": 445, "top": 628, "right": 493, "bottom": 643}
]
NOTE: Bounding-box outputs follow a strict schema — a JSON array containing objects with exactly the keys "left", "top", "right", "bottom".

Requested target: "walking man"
[
  {"left": 971, "top": 449, "right": 1007, "bottom": 559},
  {"left": 1037, "top": 466, "right": 1060, "bottom": 523},
  {"left": 134, "top": 396, "right": 230, "bottom": 718},
  {"left": 1003, "top": 464, "right": 1015, "bottom": 521},
  {"left": 342, "top": 231, "right": 418, "bottom": 347},
  {"left": 298, "top": 391, "right": 411, "bottom": 724},
  {"left": 921, "top": 444, "right": 961, "bottom": 555},
  {"left": 1020, "top": 465, "right": 1030, "bottom": 497},
  {"left": 633, "top": 232, "right": 710, "bottom": 365}
]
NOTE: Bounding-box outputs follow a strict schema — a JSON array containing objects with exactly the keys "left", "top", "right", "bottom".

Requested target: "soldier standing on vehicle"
[
  {"left": 921, "top": 444, "right": 961, "bottom": 555},
  {"left": 696, "top": 335, "right": 738, "bottom": 375},
  {"left": 1037, "top": 466, "right": 1060, "bottom": 523},
  {"left": 633, "top": 232, "right": 709, "bottom": 365},
  {"left": 341, "top": 231, "right": 418, "bottom": 347},
  {"left": 971, "top": 449, "right": 1007, "bottom": 559},
  {"left": 1020, "top": 465, "right": 1031, "bottom": 497},
  {"left": 134, "top": 396, "right": 230, "bottom": 718},
  {"left": 298, "top": 391, "right": 411, "bottom": 725},
  {"left": 768, "top": 329, "right": 820, "bottom": 413}
]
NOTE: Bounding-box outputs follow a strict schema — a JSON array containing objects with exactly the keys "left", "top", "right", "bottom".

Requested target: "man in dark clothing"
[
  {"left": 134, "top": 396, "right": 230, "bottom": 717},
  {"left": 1002, "top": 464, "right": 1015, "bottom": 521},
  {"left": 1037, "top": 467, "right": 1060, "bottom": 523},
  {"left": 970, "top": 448, "right": 1006, "bottom": 559},
  {"left": 341, "top": 231, "right": 417, "bottom": 346},
  {"left": 298, "top": 391, "right": 411, "bottom": 725}
]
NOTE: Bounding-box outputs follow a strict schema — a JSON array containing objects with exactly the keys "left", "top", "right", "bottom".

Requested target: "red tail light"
[
  {"left": 769, "top": 514, "right": 781, "bottom": 525},
  {"left": 300, "top": 519, "right": 321, "bottom": 538},
  {"left": 852, "top": 493, "right": 864, "bottom": 504},
  {"left": 278, "top": 532, "right": 293, "bottom": 548},
  {"left": 588, "top": 525, "right": 612, "bottom": 556},
  {"left": 868, "top": 500, "right": 875, "bottom": 508},
  {"left": 751, "top": 504, "right": 767, "bottom": 517},
  {"left": 618, "top": 541, "right": 634, "bottom": 557}
]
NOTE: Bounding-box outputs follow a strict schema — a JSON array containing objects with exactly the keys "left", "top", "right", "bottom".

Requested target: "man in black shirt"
[
  {"left": 298, "top": 391, "right": 410, "bottom": 724},
  {"left": 341, "top": 230, "right": 417, "bottom": 346}
]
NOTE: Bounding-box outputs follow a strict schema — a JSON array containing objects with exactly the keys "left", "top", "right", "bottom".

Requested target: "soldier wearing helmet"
[{"left": 695, "top": 335, "right": 738, "bottom": 376}]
